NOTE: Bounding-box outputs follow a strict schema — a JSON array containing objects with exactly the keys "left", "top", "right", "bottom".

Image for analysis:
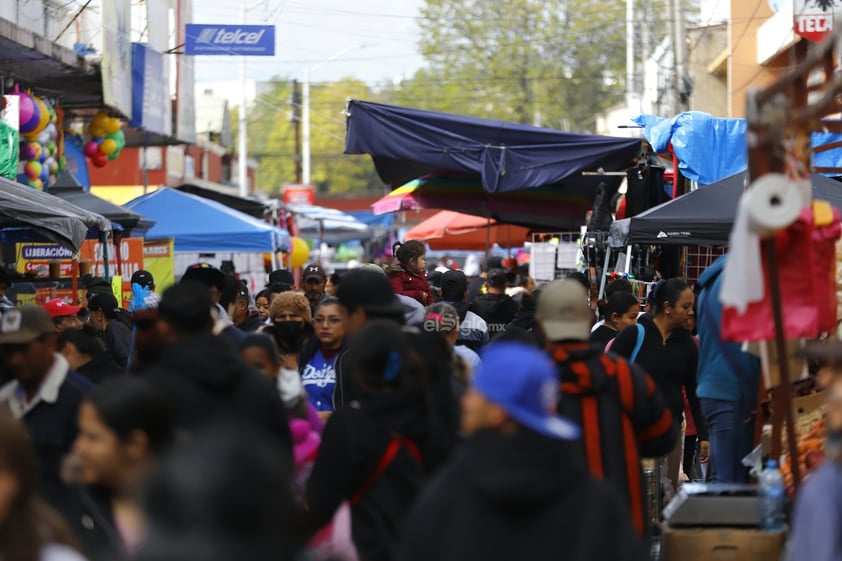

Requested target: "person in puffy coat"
[{"left": 386, "top": 240, "right": 432, "bottom": 307}]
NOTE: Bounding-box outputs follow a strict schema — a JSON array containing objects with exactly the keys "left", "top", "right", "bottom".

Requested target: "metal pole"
[
  {"left": 302, "top": 67, "right": 311, "bottom": 186},
  {"left": 293, "top": 79, "right": 302, "bottom": 184},
  {"left": 142, "top": 131, "right": 149, "bottom": 195},
  {"left": 598, "top": 246, "right": 611, "bottom": 300},
  {"left": 625, "top": 0, "right": 634, "bottom": 110},
  {"left": 237, "top": 1, "right": 248, "bottom": 196}
]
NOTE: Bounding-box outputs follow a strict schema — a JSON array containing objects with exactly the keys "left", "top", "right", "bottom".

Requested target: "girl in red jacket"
[{"left": 387, "top": 240, "right": 432, "bottom": 306}]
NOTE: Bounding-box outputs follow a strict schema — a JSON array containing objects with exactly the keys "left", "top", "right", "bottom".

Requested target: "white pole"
[
  {"left": 237, "top": 2, "right": 248, "bottom": 196},
  {"left": 625, "top": 0, "right": 634, "bottom": 110},
  {"left": 302, "top": 67, "right": 311, "bottom": 186}
]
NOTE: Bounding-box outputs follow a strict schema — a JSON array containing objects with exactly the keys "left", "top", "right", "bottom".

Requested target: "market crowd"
[{"left": 0, "top": 242, "right": 838, "bottom": 561}]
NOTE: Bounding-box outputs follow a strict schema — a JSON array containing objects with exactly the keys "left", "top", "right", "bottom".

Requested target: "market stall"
[{"left": 405, "top": 210, "right": 530, "bottom": 251}]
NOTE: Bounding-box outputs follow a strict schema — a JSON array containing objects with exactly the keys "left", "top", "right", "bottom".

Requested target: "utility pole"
[
  {"left": 625, "top": 0, "right": 634, "bottom": 111},
  {"left": 670, "top": 0, "right": 689, "bottom": 115},
  {"left": 237, "top": 0, "right": 248, "bottom": 197},
  {"left": 291, "top": 79, "right": 302, "bottom": 184}
]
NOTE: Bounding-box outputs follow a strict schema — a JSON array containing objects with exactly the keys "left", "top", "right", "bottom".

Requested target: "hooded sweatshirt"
[
  {"left": 469, "top": 293, "right": 520, "bottom": 337},
  {"left": 142, "top": 333, "right": 291, "bottom": 458},
  {"left": 397, "top": 429, "right": 646, "bottom": 561},
  {"left": 386, "top": 264, "right": 432, "bottom": 306},
  {"left": 305, "top": 388, "right": 434, "bottom": 561},
  {"left": 696, "top": 255, "right": 761, "bottom": 404}
]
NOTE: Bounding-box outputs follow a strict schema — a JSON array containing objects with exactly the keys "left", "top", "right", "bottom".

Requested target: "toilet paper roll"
[{"left": 746, "top": 173, "right": 803, "bottom": 235}]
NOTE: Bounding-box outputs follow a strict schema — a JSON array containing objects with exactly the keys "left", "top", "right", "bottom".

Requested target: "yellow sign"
[{"left": 143, "top": 239, "right": 175, "bottom": 293}]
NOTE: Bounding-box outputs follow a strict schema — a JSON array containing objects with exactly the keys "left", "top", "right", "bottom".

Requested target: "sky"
[{"left": 192, "top": 0, "right": 427, "bottom": 87}]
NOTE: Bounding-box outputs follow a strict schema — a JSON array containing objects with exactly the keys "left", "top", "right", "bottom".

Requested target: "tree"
[
  {"left": 383, "top": 0, "right": 670, "bottom": 132},
  {"left": 243, "top": 77, "right": 382, "bottom": 194}
]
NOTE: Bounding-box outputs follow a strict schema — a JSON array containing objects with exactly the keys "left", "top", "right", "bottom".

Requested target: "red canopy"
[{"left": 405, "top": 210, "right": 530, "bottom": 251}]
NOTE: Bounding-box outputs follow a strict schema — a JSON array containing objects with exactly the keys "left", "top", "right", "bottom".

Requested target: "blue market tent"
[
  {"left": 125, "top": 188, "right": 290, "bottom": 253},
  {"left": 344, "top": 100, "right": 642, "bottom": 192}
]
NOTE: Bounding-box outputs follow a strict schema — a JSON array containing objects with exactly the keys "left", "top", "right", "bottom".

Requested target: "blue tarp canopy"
[
  {"left": 125, "top": 188, "right": 290, "bottom": 253},
  {"left": 634, "top": 112, "right": 842, "bottom": 185},
  {"left": 345, "top": 100, "right": 642, "bottom": 192},
  {"left": 346, "top": 210, "right": 394, "bottom": 228}
]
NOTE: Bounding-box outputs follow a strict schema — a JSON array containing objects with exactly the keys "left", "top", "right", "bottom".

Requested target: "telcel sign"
[
  {"left": 794, "top": 0, "right": 842, "bottom": 43},
  {"left": 185, "top": 24, "right": 275, "bottom": 56}
]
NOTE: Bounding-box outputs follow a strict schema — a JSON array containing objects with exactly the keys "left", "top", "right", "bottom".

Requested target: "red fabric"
[
  {"left": 722, "top": 208, "right": 840, "bottom": 341},
  {"left": 389, "top": 266, "right": 432, "bottom": 306}
]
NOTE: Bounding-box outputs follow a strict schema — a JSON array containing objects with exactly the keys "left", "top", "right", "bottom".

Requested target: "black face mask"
[{"left": 272, "top": 321, "right": 304, "bottom": 351}]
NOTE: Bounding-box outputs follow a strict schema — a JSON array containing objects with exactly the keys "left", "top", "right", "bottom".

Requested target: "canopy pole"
[
  {"left": 598, "top": 246, "right": 611, "bottom": 300},
  {"left": 624, "top": 245, "right": 632, "bottom": 274},
  {"left": 101, "top": 232, "right": 110, "bottom": 280},
  {"left": 71, "top": 256, "right": 79, "bottom": 304}
]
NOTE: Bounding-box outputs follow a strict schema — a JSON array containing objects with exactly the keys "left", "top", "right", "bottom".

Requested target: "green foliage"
[
  {"left": 384, "top": 0, "right": 671, "bottom": 132},
  {"left": 243, "top": 77, "right": 382, "bottom": 194}
]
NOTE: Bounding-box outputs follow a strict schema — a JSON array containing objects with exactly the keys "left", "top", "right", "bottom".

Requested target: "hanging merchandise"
[
  {"left": 0, "top": 96, "right": 19, "bottom": 180},
  {"left": 11, "top": 88, "right": 62, "bottom": 190},
  {"left": 85, "top": 112, "right": 126, "bottom": 168}
]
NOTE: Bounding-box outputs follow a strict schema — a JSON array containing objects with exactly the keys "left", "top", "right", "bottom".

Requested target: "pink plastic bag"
[{"left": 309, "top": 502, "right": 358, "bottom": 561}]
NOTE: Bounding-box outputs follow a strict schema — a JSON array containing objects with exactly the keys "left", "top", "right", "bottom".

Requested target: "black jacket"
[
  {"left": 60, "top": 486, "right": 127, "bottom": 561},
  {"left": 103, "top": 319, "right": 133, "bottom": 369},
  {"left": 305, "top": 389, "right": 434, "bottom": 561},
  {"left": 236, "top": 312, "right": 266, "bottom": 333},
  {"left": 398, "top": 429, "right": 646, "bottom": 561},
  {"left": 76, "top": 352, "right": 124, "bottom": 384},
  {"left": 469, "top": 293, "right": 520, "bottom": 337},
  {"left": 611, "top": 315, "right": 708, "bottom": 441},
  {"left": 141, "top": 333, "right": 292, "bottom": 460}
]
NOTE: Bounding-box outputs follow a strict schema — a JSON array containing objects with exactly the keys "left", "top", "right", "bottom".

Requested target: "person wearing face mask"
[
  {"left": 789, "top": 361, "right": 842, "bottom": 561},
  {"left": 262, "top": 292, "right": 314, "bottom": 392}
]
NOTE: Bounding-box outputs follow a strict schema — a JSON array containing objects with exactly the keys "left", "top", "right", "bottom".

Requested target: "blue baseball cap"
[{"left": 473, "top": 342, "right": 580, "bottom": 440}]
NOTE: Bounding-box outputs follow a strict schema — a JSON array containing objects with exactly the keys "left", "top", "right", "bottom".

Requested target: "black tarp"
[
  {"left": 0, "top": 176, "right": 110, "bottom": 250},
  {"left": 48, "top": 173, "right": 154, "bottom": 235},
  {"left": 345, "top": 100, "right": 642, "bottom": 192},
  {"left": 609, "top": 172, "right": 842, "bottom": 247},
  {"left": 176, "top": 183, "right": 268, "bottom": 218}
]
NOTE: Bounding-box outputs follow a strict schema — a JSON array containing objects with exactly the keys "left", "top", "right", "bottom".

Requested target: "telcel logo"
[{"left": 198, "top": 28, "right": 266, "bottom": 45}]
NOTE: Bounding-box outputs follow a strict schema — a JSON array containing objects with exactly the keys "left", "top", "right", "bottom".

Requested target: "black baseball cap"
[
  {"left": 441, "top": 270, "right": 467, "bottom": 296},
  {"left": 182, "top": 263, "right": 226, "bottom": 291},
  {"left": 131, "top": 269, "right": 155, "bottom": 288},
  {"left": 487, "top": 268, "right": 507, "bottom": 288},
  {"left": 337, "top": 269, "right": 403, "bottom": 322},
  {"left": 303, "top": 263, "right": 326, "bottom": 282},
  {"left": 268, "top": 269, "right": 294, "bottom": 286}
]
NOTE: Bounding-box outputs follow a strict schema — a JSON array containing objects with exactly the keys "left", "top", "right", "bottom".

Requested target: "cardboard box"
[{"left": 662, "top": 526, "right": 785, "bottom": 561}]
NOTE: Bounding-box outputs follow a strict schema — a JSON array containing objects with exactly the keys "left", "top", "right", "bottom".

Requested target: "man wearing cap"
[
  {"left": 537, "top": 280, "right": 677, "bottom": 536},
  {"left": 334, "top": 269, "right": 458, "bottom": 455},
  {"left": 398, "top": 342, "right": 643, "bottom": 561},
  {"left": 468, "top": 268, "right": 520, "bottom": 339},
  {"left": 302, "top": 263, "right": 327, "bottom": 313},
  {"left": 266, "top": 269, "right": 295, "bottom": 294},
  {"left": 130, "top": 269, "right": 160, "bottom": 311},
  {"left": 440, "top": 270, "right": 489, "bottom": 351},
  {"left": 43, "top": 298, "right": 84, "bottom": 333},
  {"left": 0, "top": 305, "right": 92, "bottom": 507}
]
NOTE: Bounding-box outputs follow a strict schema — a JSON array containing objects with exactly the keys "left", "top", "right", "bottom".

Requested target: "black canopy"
[
  {"left": 609, "top": 172, "right": 842, "bottom": 247},
  {"left": 176, "top": 183, "right": 268, "bottom": 219},
  {"left": 48, "top": 173, "right": 154, "bottom": 235}
]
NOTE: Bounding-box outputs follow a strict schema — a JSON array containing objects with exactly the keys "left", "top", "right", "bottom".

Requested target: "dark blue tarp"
[
  {"left": 125, "top": 188, "right": 290, "bottom": 253},
  {"left": 633, "top": 113, "right": 842, "bottom": 185},
  {"left": 345, "top": 100, "right": 642, "bottom": 193}
]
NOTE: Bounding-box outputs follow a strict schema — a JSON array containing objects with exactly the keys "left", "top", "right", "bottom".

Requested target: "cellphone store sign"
[
  {"left": 794, "top": 0, "right": 842, "bottom": 43},
  {"left": 185, "top": 24, "right": 275, "bottom": 56}
]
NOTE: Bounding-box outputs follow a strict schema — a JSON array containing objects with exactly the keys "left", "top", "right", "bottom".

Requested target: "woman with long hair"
[
  {"left": 610, "top": 279, "right": 709, "bottom": 497},
  {"left": 64, "top": 377, "right": 174, "bottom": 561},
  {"left": 304, "top": 321, "right": 435, "bottom": 561},
  {"left": 300, "top": 298, "right": 348, "bottom": 420},
  {"left": 0, "top": 413, "right": 86, "bottom": 561},
  {"left": 590, "top": 292, "right": 640, "bottom": 349}
]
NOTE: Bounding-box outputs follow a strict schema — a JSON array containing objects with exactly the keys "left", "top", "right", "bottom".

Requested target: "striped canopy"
[{"left": 372, "top": 175, "right": 620, "bottom": 230}]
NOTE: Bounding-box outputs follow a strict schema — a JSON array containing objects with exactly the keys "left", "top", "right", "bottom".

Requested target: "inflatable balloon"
[
  {"left": 21, "top": 142, "right": 42, "bottom": 161},
  {"left": 91, "top": 112, "right": 109, "bottom": 129},
  {"left": 91, "top": 151, "right": 108, "bottom": 168},
  {"left": 99, "top": 138, "right": 117, "bottom": 156},
  {"left": 39, "top": 165, "right": 49, "bottom": 182},
  {"left": 45, "top": 157, "right": 58, "bottom": 174},
  {"left": 84, "top": 141, "right": 100, "bottom": 158},
  {"left": 26, "top": 178, "right": 44, "bottom": 191},
  {"left": 58, "top": 155, "right": 66, "bottom": 171},
  {"left": 107, "top": 151, "right": 119, "bottom": 161},
  {"left": 46, "top": 140, "right": 57, "bottom": 156},
  {"left": 18, "top": 93, "right": 39, "bottom": 134},
  {"left": 104, "top": 117, "right": 121, "bottom": 134},
  {"left": 31, "top": 97, "right": 50, "bottom": 136},
  {"left": 88, "top": 125, "right": 105, "bottom": 139},
  {"left": 24, "top": 161, "right": 42, "bottom": 179},
  {"left": 288, "top": 237, "right": 310, "bottom": 269}
]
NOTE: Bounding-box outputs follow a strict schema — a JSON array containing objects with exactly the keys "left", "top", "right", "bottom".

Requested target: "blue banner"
[
  {"left": 63, "top": 135, "right": 91, "bottom": 190},
  {"left": 130, "top": 43, "right": 169, "bottom": 135},
  {"left": 185, "top": 24, "right": 275, "bottom": 56}
]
